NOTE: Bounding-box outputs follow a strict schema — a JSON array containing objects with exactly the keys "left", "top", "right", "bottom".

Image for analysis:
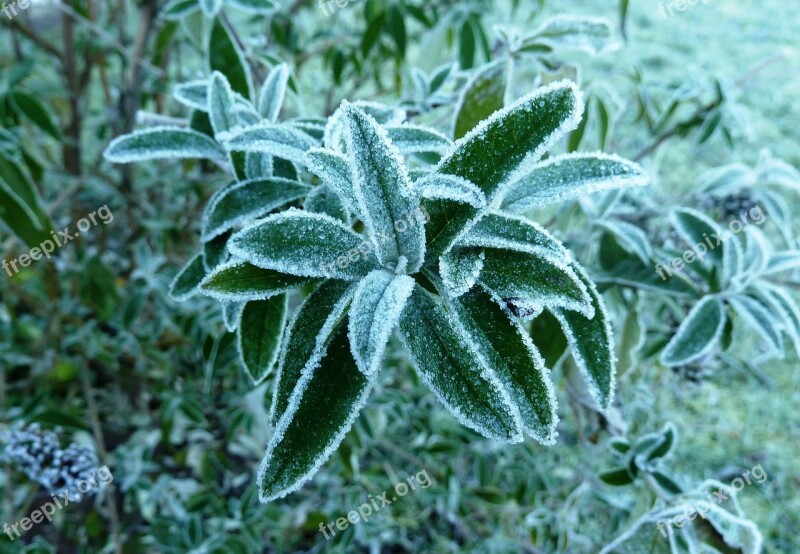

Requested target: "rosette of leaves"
[
  {"left": 197, "top": 80, "right": 647, "bottom": 502},
  {"left": 599, "top": 425, "right": 763, "bottom": 554}
]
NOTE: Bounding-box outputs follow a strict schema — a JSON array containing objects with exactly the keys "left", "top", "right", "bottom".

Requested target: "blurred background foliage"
[{"left": 0, "top": 0, "right": 798, "bottom": 552}]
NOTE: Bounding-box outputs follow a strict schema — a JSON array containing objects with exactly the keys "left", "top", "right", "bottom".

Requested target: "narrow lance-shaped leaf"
[
  {"left": 440, "top": 248, "right": 485, "bottom": 298},
  {"left": 348, "top": 270, "right": 415, "bottom": 375},
  {"left": 343, "top": 103, "right": 426, "bottom": 272},
  {"left": 221, "top": 123, "right": 317, "bottom": 166},
  {"left": 305, "top": 148, "right": 360, "bottom": 218},
  {"left": 551, "top": 262, "right": 616, "bottom": 410},
  {"left": 426, "top": 81, "right": 584, "bottom": 258},
  {"left": 103, "top": 127, "right": 225, "bottom": 163},
  {"left": 270, "top": 280, "right": 356, "bottom": 423},
  {"left": 397, "top": 284, "right": 523, "bottom": 442},
  {"left": 238, "top": 295, "right": 287, "bottom": 384},
  {"left": 259, "top": 63, "right": 289, "bottom": 121},
  {"left": 202, "top": 178, "right": 311, "bottom": 241},
  {"left": 728, "top": 295, "right": 783, "bottom": 354},
  {"left": 229, "top": 209, "right": 380, "bottom": 280},
  {"left": 459, "top": 212, "right": 569, "bottom": 260},
  {"left": 661, "top": 295, "right": 726, "bottom": 367},
  {"left": 8, "top": 91, "right": 61, "bottom": 140},
  {"left": 259, "top": 325, "right": 374, "bottom": 502},
  {"left": 168, "top": 253, "right": 207, "bottom": 302},
  {"left": 411, "top": 174, "right": 486, "bottom": 208},
  {"left": 670, "top": 208, "right": 725, "bottom": 266},
  {"left": 208, "top": 17, "right": 253, "bottom": 100},
  {"left": 500, "top": 153, "right": 648, "bottom": 214},
  {"left": 304, "top": 184, "right": 350, "bottom": 222},
  {"left": 449, "top": 287, "right": 558, "bottom": 443},
  {"left": 385, "top": 124, "right": 453, "bottom": 155},
  {"left": 199, "top": 259, "right": 318, "bottom": 302},
  {"left": 208, "top": 71, "right": 238, "bottom": 136}
]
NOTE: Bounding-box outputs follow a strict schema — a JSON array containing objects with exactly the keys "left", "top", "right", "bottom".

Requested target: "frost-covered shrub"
[{"left": 136, "top": 78, "right": 647, "bottom": 502}]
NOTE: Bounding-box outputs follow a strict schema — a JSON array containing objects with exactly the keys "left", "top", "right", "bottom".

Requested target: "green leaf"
[
  {"left": 412, "top": 174, "right": 486, "bottom": 208},
  {"left": 522, "top": 16, "right": 614, "bottom": 55},
  {"left": 530, "top": 310, "right": 569, "bottom": 368},
  {"left": 398, "top": 285, "right": 523, "bottom": 442},
  {"left": 270, "top": 280, "right": 355, "bottom": 422},
  {"left": 459, "top": 212, "right": 569, "bottom": 260},
  {"left": 342, "top": 103, "right": 426, "bottom": 272},
  {"left": 599, "top": 467, "right": 635, "bottom": 486},
  {"left": 221, "top": 123, "right": 317, "bottom": 166},
  {"left": 670, "top": 207, "right": 725, "bottom": 266},
  {"left": 202, "top": 178, "right": 311, "bottom": 241},
  {"left": 458, "top": 19, "right": 476, "bottom": 70},
  {"left": 238, "top": 296, "right": 287, "bottom": 384},
  {"left": 229, "top": 209, "right": 380, "bottom": 280},
  {"left": 661, "top": 295, "right": 726, "bottom": 366},
  {"left": 8, "top": 91, "right": 61, "bottom": 140},
  {"left": 259, "top": 325, "right": 374, "bottom": 502},
  {"left": 259, "top": 63, "right": 289, "bottom": 122},
  {"left": 478, "top": 250, "right": 593, "bottom": 319},
  {"left": 728, "top": 295, "right": 783, "bottom": 354},
  {"left": 169, "top": 253, "right": 207, "bottom": 302},
  {"left": 200, "top": 259, "right": 317, "bottom": 301},
  {"left": 348, "top": 270, "right": 415, "bottom": 375},
  {"left": 208, "top": 17, "right": 253, "bottom": 100},
  {"left": 208, "top": 71, "right": 238, "bottom": 136},
  {"left": 385, "top": 124, "right": 452, "bottom": 155},
  {"left": 103, "top": 127, "right": 225, "bottom": 163},
  {"left": 226, "top": 0, "right": 277, "bottom": 14},
  {"left": 425, "top": 81, "right": 584, "bottom": 258},
  {"left": 552, "top": 263, "right": 616, "bottom": 409},
  {"left": 306, "top": 147, "right": 359, "bottom": 216},
  {"left": 449, "top": 287, "right": 558, "bottom": 443},
  {"left": 0, "top": 152, "right": 52, "bottom": 245},
  {"left": 439, "top": 248, "right": 485, "bottom": 297},
  {"left": 452, "top": 61, "right": 507, "bottom": 140},
  {"left": 500, "top": 153, "right": 648, "bottom": 214}
]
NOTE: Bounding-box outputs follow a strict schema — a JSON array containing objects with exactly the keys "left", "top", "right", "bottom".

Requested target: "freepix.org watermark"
[
  {"left": 318, "top": 469, "right": 433, "bottom": 540},
  {"left": 2, "top": 205, "right": 113, "bottom": 277},
  {"left": 3, "top": 465, "right": 113, "bottom": 541},
  {"left": 656, "top": 463, "right": 768, "bottom": 538},
  {"left": 655, "top": 205, "right": 765, "bottom": 281}
]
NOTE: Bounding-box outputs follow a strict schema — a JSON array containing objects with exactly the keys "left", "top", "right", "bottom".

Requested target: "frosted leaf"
[
  {"left": 452, "top": 60, "right": 507, "bottom": 141},
  {"left": 163, "top": 0, "right": 200, "bottom": 20},
  {"left": 385, "top": 124, "right": 453, "bottom": 155},
  {"left": 259, "top": 63, "right": 289, "bottom": 122},
  {"left": 238, "top": 295, "right": 287, "bottom": 385},
  {"left": 208, "top": 17, "right": 253, "bottom": 100},
  {"left": 348, "top": 270, "right": 415, "bottom": 376},
  {"left": 670, "top": 207, "right": 725, "bottom": 266},
  {"left": 222, "top": 301, "right": 245, "bottom": 332},
  {"left": 479, "top": 249, "right": 594, "bottom": 319},
  {"left": 103, "top": 126, "right": 225, "bottom": 163},
  {"left": 500, "top": 153, "right": 648, "bottom": 214},
  {"left": 448, "top": 287, "right": 558, "bottom": 443},
  {"left": 208, "top": 71, "right": 239, "bottom": 137},
  {"left": 259, "top": 325, "right": 375, "bottom": 502},
  {"left": 233, "top": 104, "right": 261, "bottom": 126},
  {"left": 244, "top": 151, "right": 273, "bottom": 180},
  {"left": 594, "top": 219, "right": 654, "bottom": 266},
  {"left": 760, "top": 284, "right": 800, "bottom": 356},
  {"left": 342, "top": 103, "right": 426, "bottom": 272},
  {"left": 661, "top": 295, "right": 726, "bottom": 367},
  {"left": 199, "top": 259, "right": 318, "bottom": 302},
  {"left": 397, "top": 284, "right": 524, "bottom": 442},
  {"left": 305, "top": 147, "right": 361, "bottom": 218},
  {"left": 440, "top": 248, "right": 484, "bottom": 298},
  {"left": 727, "top": 295, "right": 783, "bottom": 354},
  {"left": 765, "top": 250, "right": 800, "bottom": 275},
  {"left": 168, "top": 253, "right": 207, "bottom": 302},
  {"left": 229, "top": 208, "right": 380, "bottom": 280},
  {"left": 270, "top": 280, "right": 355, "bottom": 423},
  {"left": 173, "top": 79, "right": 211, "bottom": 111},
  {"left": 304, "top": 184, "right": 350, "bottom": 223},
  {"left": 551, "top": 262, "right": 616, "bottom": 410},
  {"left": 522, "top": 16, "right": 615, "bottom": 56},
  {"left": 412, "top": 174, "right": 486, "bottom": 208},
  {"left": 220, "top": 123, "right": 318, "bottom": 166},
  {"left": 740, "top": 227, "right": 770, "bottom": 284},
  {"left": 324, "top": 100, "right": 407, "bottom": 152},
  {"left": 426, "top": 80, "right": 584, "bottom": 257},
  {"left": 459, "top": 212, "right": 570, "bottom": 261},
  {"left": 201, "top": 178, "right": 311, "bottom": 241}
]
